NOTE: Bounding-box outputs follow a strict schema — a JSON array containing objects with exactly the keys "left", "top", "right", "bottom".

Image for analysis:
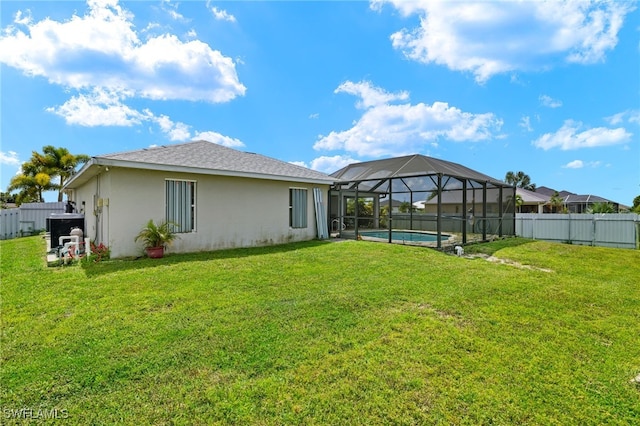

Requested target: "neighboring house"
[
  {"left": 517, "top": 187, "right": 549, "bottom": 213},
  {"left": 63, "top": 140, "right": 335, "bottom": 258},
  {"left": 380, "top": 199, "right": 404, "bottom": 213},
  {"left": 536, "top": 186, "right": 620, "bottom": 213},
  {"left": 420, "top": 189, "right": 510, "bottom": 215}
]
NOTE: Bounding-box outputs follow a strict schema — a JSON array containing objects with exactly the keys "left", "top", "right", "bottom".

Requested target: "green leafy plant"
[
  {"left": 586, "top": 202, "right": 616, "bottom": 214},
  {"left": 134, "top": 219, "right": 178, "bottom": 249}
]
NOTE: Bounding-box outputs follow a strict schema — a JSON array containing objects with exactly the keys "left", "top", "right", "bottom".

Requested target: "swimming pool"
[{"left": 359, "top": 230, "right": 449, "bottom": 243}]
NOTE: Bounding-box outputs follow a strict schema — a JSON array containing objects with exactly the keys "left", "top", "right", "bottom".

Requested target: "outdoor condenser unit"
[{"left": 47, "top": 213, "right": 85, "bottom": 248}]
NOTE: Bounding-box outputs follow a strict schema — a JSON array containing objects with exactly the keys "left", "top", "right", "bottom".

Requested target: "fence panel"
[
  {"left": 515, "top": 213, "right": 639, "bottom": 249},
  {"left": 0, "top": 202, "right": 66, "bottom": 240},
  {"left": 594, "top": 215, "right": 638, "bottom": 248},
  {"left": 0, "top": 209, "right": 20, "bottom": 240}
]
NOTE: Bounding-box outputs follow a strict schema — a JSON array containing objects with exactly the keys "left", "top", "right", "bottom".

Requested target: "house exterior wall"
[{"left": 70, "top": 167, "right": 329, "bottom": 258}]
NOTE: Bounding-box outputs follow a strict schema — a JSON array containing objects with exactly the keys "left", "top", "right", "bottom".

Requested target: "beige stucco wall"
[{"left": 70, "top": 166, "right": 330, "bottom": 258}]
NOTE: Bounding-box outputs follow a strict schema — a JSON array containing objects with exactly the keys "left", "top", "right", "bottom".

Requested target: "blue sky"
[{"left": 1, "top": 0, "right": 638, "bottom": 205}]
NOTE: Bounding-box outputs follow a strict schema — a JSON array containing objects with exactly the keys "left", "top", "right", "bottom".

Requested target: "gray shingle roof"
[{"left": 97, "top": 140, "right": 334, "bottom": 183}]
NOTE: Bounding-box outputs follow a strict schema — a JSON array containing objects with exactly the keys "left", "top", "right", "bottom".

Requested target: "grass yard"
[{"left": 1, "top": 236, "right": 639, "bottom": 424}]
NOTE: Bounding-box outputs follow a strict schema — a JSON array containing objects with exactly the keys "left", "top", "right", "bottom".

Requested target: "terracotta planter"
[{"left": 146, "top": 246, "right": 164, "bottom": 258}]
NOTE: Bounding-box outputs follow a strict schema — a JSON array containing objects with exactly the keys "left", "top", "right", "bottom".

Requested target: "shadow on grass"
[
  {"left": 80, "top": 239, "right": 334, "bottom": 278},
  {"left": 463, "top": 237, "right": 536, "bottom": 256}
]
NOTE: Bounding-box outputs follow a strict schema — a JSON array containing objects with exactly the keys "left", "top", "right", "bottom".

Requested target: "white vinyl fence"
[
  {"left": 516, "top": 213, "right": 640, "bottom": 249},
  {"left": 0, "top": 202, "right": 66, "bottom": 240}
]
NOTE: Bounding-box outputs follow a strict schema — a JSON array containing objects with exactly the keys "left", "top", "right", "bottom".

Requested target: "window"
[
  {"left": 166, "top": 179, "right": 196, "bottom": 232},
  {"left": 289, "top": 188, "right": 307, "bottom": 228}
]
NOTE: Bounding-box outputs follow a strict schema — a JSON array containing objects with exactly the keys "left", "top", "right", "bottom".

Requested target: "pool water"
[{"left": 360, "top": 230, "right": 449, "bottom": 242}]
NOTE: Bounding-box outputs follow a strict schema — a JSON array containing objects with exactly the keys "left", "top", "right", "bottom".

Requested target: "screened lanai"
[{"left": 328, "top": 155, "right": 516, "bottom": 248}]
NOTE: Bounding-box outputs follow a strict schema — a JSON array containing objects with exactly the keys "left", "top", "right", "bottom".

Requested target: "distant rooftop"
[{"left": 535, "top": 185, "right": 617, "bottom": 205}]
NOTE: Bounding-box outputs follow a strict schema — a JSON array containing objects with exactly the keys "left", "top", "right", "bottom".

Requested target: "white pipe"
[{"left": 59, "top": 235, "right": 80, "bottom": 246}]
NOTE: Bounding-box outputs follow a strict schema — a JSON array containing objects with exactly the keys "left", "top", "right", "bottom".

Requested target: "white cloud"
[
  {"left": 605, "top": 109, "right": 640, "bottom": 125},
  {"left": 563, "top": 160, "right": 602, "bottom": 169},
  {"left": 539, "top": 95, "right": 563, "bottom": 108},
  {"left": 13, "top": 10, "right": 32, "bottom": 26},
  {"left": 209, "top": 6, "right": 236, "bottom": 23},
  {"left": 46, "top": 89, "right": 145, "bottom": 127},
  {"left": 309, "top": 155, "right": 359, "bottom": 174},
  {"left": 315, "top": 81, "right": 502, "bottom": 158},
  {"left": 161, "top": 0, "right": 187, "bottom": 22},
  {"left": 0, "top": 0, "right": 245, "bottom": 103},
  {"left": 44, "top": 83, "right": 244, "bottom": 145},
  {"left": 377, "top": 0, "right": 635, "bottom": 82},
  {"left": 0, "top": 150, "right": 21, "bottom": 166},
  {"left": 335, "top": 81, "right": 409, "bottom": 109},
  {"left": 154, "top": 115, "right": 192, "bottom": 141},
  {"left": 533, "top": 120, "right": 632, "bottom": 150},
  {"left": 194, "top": 131, "right": 245, "bottom": 148},
  {"left": 564, "top": 160, "right": 584, "bottom": 169},
  {"left": 519, "top": 116, "right": 533, "bottom": 132}
]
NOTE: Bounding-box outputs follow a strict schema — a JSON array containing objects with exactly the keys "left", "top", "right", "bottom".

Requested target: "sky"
[{"left": 1, "top": 0, "right": 639, "bottom": 205}]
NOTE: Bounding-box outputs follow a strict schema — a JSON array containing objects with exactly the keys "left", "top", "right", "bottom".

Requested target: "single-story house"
[
  {"left": 380, "top": 199, "right": 404, "bottom": 213},
  {"left": 517, "top": 187, "right": 549, "bottom": 213},
  {"left": 535, "top": 186, "right": 621, "bottom": 213},
  {"left": 63, "top": 140, "right": 335, "bottom": 258}
]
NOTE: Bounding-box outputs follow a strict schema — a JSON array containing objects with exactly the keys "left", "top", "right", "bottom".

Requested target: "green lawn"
[{"left": 1, "top": 236, "right": 639, "bottom": 424}]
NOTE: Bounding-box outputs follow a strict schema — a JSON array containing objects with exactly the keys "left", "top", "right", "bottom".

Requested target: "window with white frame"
[
  {"left": 289, "top": 188, "right": 308, "bottom": 228},
  {"left": 166, "top": 179, "right": 196, "bottom": 232}
]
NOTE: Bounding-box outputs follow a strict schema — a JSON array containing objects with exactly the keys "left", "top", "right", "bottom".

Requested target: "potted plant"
[{"left": 134, "top": 219, "right": 178, "bottom": 258}]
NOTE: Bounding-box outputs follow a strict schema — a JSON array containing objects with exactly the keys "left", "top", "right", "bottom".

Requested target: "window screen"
[
  {"left": 166, "top": 179, "right": 196, "bottom": 232},
  {"left": 289, "top": 188, "right": 307, "bottom": 228}
]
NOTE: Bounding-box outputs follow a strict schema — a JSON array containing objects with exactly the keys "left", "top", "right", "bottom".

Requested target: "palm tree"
[
  {"left": 37, "top": 146, "right": 90, "bottom": 201},
  {"left": 6, "top": 146, "right": 90, "bottom": 204},
  {"left": 632, "top": 195, "right": 640, "bottom": 214},
  {"left": 7, "top": 160, "right": 56, "bottom": 204},
  {"left": 515, "top": 193, "right": 523, "bottom": 213},
  {"left": 505, "top": 171, "right": 536, "bottom": 191},
  {"left": 587, "top": 202, "right": 615, "bottom": 214},
  {"left": 549, "top": 191, "right": 565, "bottom": 213}
]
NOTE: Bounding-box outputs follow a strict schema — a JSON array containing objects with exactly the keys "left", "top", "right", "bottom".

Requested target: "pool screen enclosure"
[{"left": 328, "top": 154, "right": 516, "bottom": 248}]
